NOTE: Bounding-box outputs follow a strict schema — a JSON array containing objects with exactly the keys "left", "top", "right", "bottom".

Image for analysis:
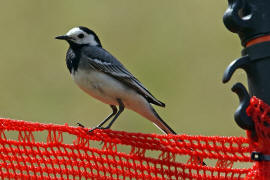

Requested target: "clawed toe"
[
  {"left": 77, "top": 122, "right": 85, "bottom": 128},
  {"left": 77, "top": 122, "right": 110, "bottom": 133},
  {"left": 88, "top": 126, "right": 109, "bottom": 133}
]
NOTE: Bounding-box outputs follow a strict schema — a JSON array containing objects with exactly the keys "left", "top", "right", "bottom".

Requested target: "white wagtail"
[{"left": 55, "top": 26, "right": 176, "bottom": 134}]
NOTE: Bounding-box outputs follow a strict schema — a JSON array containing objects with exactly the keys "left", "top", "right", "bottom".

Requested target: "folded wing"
[{"left": 81, "top": 46, "right": 165, "bottom": 107}]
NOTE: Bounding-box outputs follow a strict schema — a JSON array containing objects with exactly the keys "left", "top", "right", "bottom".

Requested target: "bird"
[{"left": 55, "top": 26, "right": 176, "bottom": 134}]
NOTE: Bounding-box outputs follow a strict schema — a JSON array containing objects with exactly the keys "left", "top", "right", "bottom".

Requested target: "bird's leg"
[
  {"left": 88, "top": 104, "right": 118, "bottom": 133},
  {"left": 88, "top": 99, "right": 124, "bottom": 133},
  {"left": 77, "top": 106, "right": 116, "bottom": 129},
  {"left": 97, "top": 105, "right": 118, "bottom": 127},
  {"left": 104, "top": 99, "right": 124, "bottom": 129}
]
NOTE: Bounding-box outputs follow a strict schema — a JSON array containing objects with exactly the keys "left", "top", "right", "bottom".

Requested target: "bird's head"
[{"left": 55, "top": 26, "right": 102, "bottom": 47}]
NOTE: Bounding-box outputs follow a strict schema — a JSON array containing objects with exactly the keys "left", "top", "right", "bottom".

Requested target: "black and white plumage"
[{"left": 55, "top": 26, "right": 176, "bottom": 134}]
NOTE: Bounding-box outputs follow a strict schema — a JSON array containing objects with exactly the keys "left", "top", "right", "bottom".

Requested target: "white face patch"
[{"left": 66, "top": 27, "right": 99, "bottom": 46}]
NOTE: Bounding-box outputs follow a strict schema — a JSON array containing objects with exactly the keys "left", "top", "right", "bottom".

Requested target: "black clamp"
[
  {"left": 222, "top": 42, "right": 270, "bottom": 131},
  {"left": 222, "top": 56, "right": 254, "bottom": 131},
  {"left": 251, "top": 152, "right": 270, "bottom": 161}
]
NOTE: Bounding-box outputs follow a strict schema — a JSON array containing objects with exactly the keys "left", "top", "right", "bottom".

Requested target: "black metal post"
[{"left": 223, "top": 0, "right": 270, "bottom": 132}]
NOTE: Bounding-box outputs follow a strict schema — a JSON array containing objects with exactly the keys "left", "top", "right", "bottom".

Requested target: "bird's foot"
[
  {"left": 77, "top": 122, "right": 85, "bottom": 128},
  {"left": 88, "top": 126, "right": 109, "bottom": 133}
]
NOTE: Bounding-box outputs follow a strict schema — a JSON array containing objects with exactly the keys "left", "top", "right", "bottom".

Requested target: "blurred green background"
[{"left": 0, "top": 1, "right": 246, "bottom": 136}]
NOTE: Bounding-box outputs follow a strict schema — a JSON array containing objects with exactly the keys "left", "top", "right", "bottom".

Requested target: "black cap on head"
[{"left": 79, "top": 26, "right": 102, "bottom": 47}]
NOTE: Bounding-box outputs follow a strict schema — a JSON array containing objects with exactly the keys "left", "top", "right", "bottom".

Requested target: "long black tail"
[{"left": 150, "top": 105, "right": 177, "bottom": 134}]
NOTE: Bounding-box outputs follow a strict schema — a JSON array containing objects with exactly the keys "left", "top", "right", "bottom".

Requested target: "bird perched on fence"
[{"left": 55, "top": 26, "right": 176, "bottom": 134}]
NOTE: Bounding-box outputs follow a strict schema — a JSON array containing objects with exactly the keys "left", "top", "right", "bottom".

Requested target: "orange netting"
[
  {"left": 245, "top": 97, "right": 270, "bottom": 179},
  {"left": 0, "top": 119, "right": 253, "bottom": 179},
  {"left": 2, "top": 96, "right": 270, "bottom": 179}
]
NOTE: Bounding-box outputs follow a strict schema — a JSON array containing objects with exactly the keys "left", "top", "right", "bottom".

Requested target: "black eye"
[{"left": 78, "top": 33, "right": 84, "bottom": 38}]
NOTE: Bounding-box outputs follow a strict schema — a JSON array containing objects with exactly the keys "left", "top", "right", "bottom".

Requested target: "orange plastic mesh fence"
[
  {"left": 245, "top": 97, "right": 270, "bottom": 179},
  {"left": 0, "top": 118, "right": 254, "bottom": 179}
]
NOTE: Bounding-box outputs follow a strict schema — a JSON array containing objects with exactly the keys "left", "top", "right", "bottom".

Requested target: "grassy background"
[{"left": 0, "top": 1, "right": 247, "bottom": 136}]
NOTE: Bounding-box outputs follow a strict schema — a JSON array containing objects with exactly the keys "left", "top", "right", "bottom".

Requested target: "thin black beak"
[{"left": 55, "top": 35, "right": 71, "bottom": 40}]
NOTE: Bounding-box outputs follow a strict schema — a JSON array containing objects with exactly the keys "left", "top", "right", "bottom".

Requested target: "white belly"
[{"left": 72, "top": 69, "right": 140, "bottom": 107}]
